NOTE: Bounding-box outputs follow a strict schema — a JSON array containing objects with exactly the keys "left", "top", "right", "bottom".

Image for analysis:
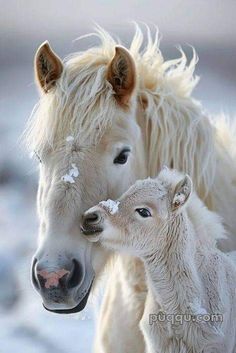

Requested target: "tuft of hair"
[{"left": 158, "top": 167, "right": 186, "bottom": 189}]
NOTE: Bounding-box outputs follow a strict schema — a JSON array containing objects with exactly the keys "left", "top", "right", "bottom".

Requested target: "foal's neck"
[{"left": 143, "top": 212, "right": 202, "bottom": 314}]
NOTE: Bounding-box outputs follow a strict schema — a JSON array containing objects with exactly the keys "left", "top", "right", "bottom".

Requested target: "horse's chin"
[{"left": 43, "top": 281, "right": 93, "bottom": 314}]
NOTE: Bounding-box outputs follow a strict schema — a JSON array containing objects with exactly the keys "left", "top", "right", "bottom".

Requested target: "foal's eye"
[
  {"left": 135, "top": 208, "right": 152, "bottom": 218},
  {"left": 114, "top": 148, "right": 130, "bottom": 165}
]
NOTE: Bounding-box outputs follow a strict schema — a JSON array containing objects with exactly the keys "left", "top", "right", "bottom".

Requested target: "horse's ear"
[
  {"left": 34, "top": 41, "right": 63, "bottom": 93},
  {"left": 107, "top": 46, "right": 136, "bottom": 106},
  {"left": 171, "top": 175, "right": 192, "bottom": 212}
]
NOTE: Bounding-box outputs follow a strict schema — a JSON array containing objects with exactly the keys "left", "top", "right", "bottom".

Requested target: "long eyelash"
[{"left": 34, "top": 150, "right": 42, "bottom": 164}]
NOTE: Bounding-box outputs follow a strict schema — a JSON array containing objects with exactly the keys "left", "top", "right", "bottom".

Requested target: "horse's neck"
[
  {"left": 143, "top": 212, "right": 202, "bottom": 314},
  {"left": 135, "top": 102, "right": 150, "bottom": 177},
  {"left": 136, "top": 99, "right": 216, "bottom": 203}
]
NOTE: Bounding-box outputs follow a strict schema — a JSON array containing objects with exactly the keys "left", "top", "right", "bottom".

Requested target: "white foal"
[{"left": 82, "top": 169, "right": 236, "bottom": 353}]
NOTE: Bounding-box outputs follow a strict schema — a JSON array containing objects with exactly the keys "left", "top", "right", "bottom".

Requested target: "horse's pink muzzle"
[
  {"left": 37, "top": 269, "right": 70, "bottom": 289},
  {"left": 31, "top": 257, "right": 94, "bottom": 313}
]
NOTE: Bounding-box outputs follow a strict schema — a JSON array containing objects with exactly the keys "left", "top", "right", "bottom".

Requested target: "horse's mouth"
[
  {"left": 43, "top": 280, "right": 93, "bottom": 314},
  {"left": 81, "top": 226, "right": 103, "bottom": 236}
]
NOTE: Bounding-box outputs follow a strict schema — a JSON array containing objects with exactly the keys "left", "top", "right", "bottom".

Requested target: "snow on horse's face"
[{"left": 29, "top": 42, "right": 145, "bottom": 313}]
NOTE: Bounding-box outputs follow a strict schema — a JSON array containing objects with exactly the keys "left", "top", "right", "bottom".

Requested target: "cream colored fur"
[
  {"left": 85, "top": 169, "right": 236, "bottom": 352},
  {"left": 24, "top": 26, "right": 236, "bottom": 353}
]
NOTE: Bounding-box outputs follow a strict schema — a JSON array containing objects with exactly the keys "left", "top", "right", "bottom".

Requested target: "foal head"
[
  {"left": 82, "top": 169, "right": 192, "bottom": 257},
  {"left": 27, "top": 38, "right": 146, "bottom": 313}
]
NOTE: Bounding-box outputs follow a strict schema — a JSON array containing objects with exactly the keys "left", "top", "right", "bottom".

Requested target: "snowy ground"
[{"left": 0, "top": 54, "right": 235, "bottom": 352}]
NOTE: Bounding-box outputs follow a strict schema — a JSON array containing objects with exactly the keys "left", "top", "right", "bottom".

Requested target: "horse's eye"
[
  {"left": 135, "top": 208, "right": 152, "bottom": 218},
  {"left": 114, "top": 148, "right": 130, "bottom": 165}
]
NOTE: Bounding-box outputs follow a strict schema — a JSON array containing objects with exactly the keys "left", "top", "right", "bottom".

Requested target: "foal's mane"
[{"left": 25, "top": 25, "right": 216, "bottom": 198}]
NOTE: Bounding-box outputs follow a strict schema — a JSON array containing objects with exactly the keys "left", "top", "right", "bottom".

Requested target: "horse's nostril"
[
  {"left": 33, "top": 259, "right": 83, "bottom": 292},
  {"left": 31, "top": 258, "right": 40, "bottom": 290},
  {"left": 67, "top": 259, "right": 84, "bottom": 289},
  {"left": 84, "top": 212, "right": 101, "bottom": 225}
]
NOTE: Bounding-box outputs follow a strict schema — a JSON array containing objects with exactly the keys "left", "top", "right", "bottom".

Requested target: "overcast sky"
[{"left": 2, "top": 0, "right": 236, "bottom": 45}]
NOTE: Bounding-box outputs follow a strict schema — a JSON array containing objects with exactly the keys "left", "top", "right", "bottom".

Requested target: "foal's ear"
[
  {"left": 171, "top": 175, "right": 192, "bottom": 212},
  {"left": 107, "top": 46, "right": 136, "bottom": 106},
  {"left": 34, "top": 41, "right": 63, "bottom": 93}
]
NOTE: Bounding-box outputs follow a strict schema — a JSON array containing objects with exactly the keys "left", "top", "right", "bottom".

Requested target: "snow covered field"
[{"left": 0, "top": 50, "right": 235, "bottom": 352}]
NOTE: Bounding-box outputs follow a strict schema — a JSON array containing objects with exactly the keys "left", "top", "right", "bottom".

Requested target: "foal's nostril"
[{"left": 84, "top": 212, "right": 101, "bottom": 226}]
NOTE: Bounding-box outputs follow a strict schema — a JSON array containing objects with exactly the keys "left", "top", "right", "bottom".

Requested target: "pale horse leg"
[{"left": 94, "top": 256, "right": 147, "bottom": 353}]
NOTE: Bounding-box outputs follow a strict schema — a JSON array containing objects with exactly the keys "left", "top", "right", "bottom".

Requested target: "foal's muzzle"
[{"left": 81, "top": 210, "right": 104, "bottom": 238}]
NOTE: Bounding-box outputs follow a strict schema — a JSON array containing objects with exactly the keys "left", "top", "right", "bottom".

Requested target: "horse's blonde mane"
[
  {"left": 129, "top": 26, "right": 216, "bottom": 197},
  {"left": 25, "top": 24, "right": 216, "bottom": 197}
]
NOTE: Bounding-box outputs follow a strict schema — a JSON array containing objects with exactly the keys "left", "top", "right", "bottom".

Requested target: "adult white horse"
[{"left": 25, "top": 26, "right": 236, "bottom": 353}]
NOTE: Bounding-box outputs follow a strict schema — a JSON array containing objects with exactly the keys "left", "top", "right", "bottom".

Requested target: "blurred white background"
[{"left": 0, "top": 1, "right": 236, "bottom": 352}]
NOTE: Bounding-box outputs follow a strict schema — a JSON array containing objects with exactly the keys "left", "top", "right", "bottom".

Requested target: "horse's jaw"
[{"left": 43, "top": 279, "right": 94, "bottom": 314}]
